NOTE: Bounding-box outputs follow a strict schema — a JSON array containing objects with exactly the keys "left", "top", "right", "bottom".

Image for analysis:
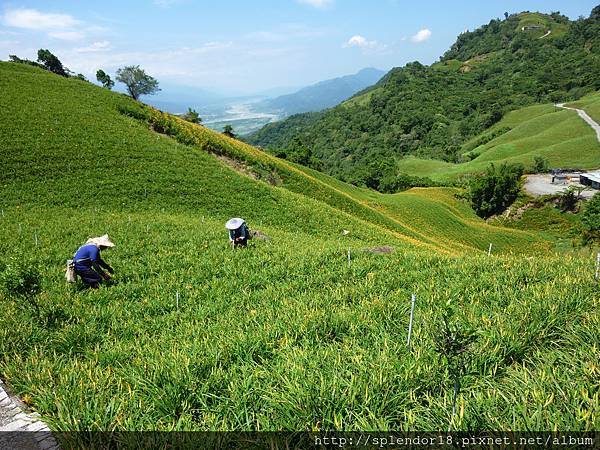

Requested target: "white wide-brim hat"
[
  {"left": 225, "top": 218, "right": 245, "bottom": 230},
  {"left": 86, "top": 234, "right": 115, "bottom": 248}
]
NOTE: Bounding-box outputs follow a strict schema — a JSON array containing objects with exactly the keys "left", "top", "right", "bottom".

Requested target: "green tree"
[
  {"left": 468, "top": 163, "right": 524, "bottom": 218},
  {"left": 582, "top": 192, "right": 600, "bottom": 242},
  {"left": 286, "top": 137, "right": 322, "bottom": 171},
  {"left": 36, "top": 49, "right": 68, "bottom": 77},
  {"left": 181, "top": 108, "right": 202, "bottom": 124},
  {"left": 532, "top": 155, "right": 550, "bottom": 173},
  {"left": 223, "top": 124, "right": 236, "bottom": 138},
  {"left": 115, "top": 65, "right": 160, "bottom": 100},
  {"left": 96, "top": 69, "right": 115, "bottom": 89}
]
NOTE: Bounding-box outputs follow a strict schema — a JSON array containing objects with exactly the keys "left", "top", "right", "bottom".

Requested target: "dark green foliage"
[
  {"left": 272, "top": 137, "right": 322, "bottom": 171},
  {"left": 96, "top": 69, "right": 114, "bottom": 90},
  {"left": 558, "top": 188, "right": 580, "bottom": 212},
  {"left": 223, "top": 124, "right": 236, "bottom": 138},
  {"left": 37, "top": 49, "right": 68, "bottom": 77},
  {"left": 469, "top": 163, "right": 524, "bottom": 218},
  {"left": 0, "top": 259, "right": 41, "bottom": 299},
  {"left": 533, "top": 155, "right": 550, "bottom": 173},
  {"left": 181, "top": 107, "right": 202, "bottom": 124},
  {"left": 8, "top": 54, "right": 45, "bottom": 69},
  {"left": 115, "top": 65, "right": 160, "bottom": 100},
  {"left": 581, "top": 192, "right": 600, "bottom": 242},
  {"left": 75, "top": 73, "right": 88, "bottom": 82},
  {"left": 249, "top": 7, "right": 600, "bottom": 189}
]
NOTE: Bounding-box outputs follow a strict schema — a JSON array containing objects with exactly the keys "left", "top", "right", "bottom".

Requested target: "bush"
[
  {"left": 582, "top": 192, "right": 600, "bottom": 242},
  {"left": 532, "top": 155, "right": 550, "bottom": 173},
  {"left": 0, "top": 259, "right": 42, "bottom": 299},
  {"left": 468, "top": 163, "right": 524, "bottom": 218}
]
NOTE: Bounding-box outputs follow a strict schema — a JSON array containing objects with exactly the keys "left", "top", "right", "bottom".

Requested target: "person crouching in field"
[
  {"left": 226, "top": 218, "right": 250, "bottom": 248},
  {"left": 73, "top": 234, "right": 115, "bottom": 289}
]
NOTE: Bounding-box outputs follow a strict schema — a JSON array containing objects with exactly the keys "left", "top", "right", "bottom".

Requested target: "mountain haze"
[{"left": 256, "top": 67, "right": 385, "bottom": 117}]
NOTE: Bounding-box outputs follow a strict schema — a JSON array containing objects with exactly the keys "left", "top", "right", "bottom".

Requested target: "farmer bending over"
[
  {"left": 226, "top": 218, "right": 250, "bottom": 248},
  {"left": 73, "top": 234, "right": 115, "bottom": 288}
]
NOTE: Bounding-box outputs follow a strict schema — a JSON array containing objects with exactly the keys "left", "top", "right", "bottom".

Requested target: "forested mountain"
[
  {"left": 248, "top": 7, "right": 600, "bottom": 188},
  {"left": 256, "top": 67, "right": 385, "bottom": 117}
]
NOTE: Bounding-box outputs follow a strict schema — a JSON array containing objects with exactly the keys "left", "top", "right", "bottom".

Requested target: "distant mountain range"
[
  {"left": 255, "top": 68, "right": 385, "bottom": 117},
  {"left": 143, "top": 68, "right": 385, "bottom": 136},
  {"left": 248, "top": 7, "right": 600, "bottom": 188}
]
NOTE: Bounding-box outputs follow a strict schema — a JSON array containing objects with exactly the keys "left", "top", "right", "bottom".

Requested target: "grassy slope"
[
  {"left": 569, "top": 91, "right": 600, "bottom": 123},
  {"left": 0, "top": 63, "right": 598, "bottom": 432},
  {"left": 397, "top": 99, "right": 600, "bottom": 181}
]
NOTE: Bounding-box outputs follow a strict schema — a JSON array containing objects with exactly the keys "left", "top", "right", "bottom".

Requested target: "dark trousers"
[{"left": 75, "top": 268, "right": 102, "bottom": 289}]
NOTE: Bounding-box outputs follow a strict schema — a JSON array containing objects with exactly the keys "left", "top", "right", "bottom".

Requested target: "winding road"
[{"left": 556, "top": 103, "right": 600, "bottom": 142}]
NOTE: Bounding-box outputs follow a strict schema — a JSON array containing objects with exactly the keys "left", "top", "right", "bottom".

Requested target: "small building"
[{"left": 580, "top": 172, "right": 600, "bottom": 189}]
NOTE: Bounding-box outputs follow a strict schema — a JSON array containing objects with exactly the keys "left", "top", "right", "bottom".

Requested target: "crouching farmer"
[
  {"left": 226, "top": 218, "right": 250, "bottom": 248},
  {"left": 73, "top": 234, "right": 115, "bottom": 288}
]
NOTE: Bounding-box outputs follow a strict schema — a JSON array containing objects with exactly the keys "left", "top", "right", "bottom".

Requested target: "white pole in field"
[
  {"left": 347, "top": 249, "right": 351, "bottom": 268},
  {"left": 146, "top": 224, "right": 149, "bottom": 233},
  {"left": 176, "top": 290, "right": 180, "bottom": 311},
  {"left": 488, "top": 243, "right": 492, "bottom": 256},
  {"left": 18, "top": 224, "right": 22, "bottom": 234},
  {"left": 406, "top": 293, "right": 416, "bottom": 349},
  {"left": 34, "top": 231, "right": 38, "bottom": 247},
  {"left": 1, "top": 209, "right": 3, "bottom": 217},
  {"left": 128, "top": 215, "right": 131, "bottom": 225},
  {"left": 595, "top": 253, "right": 600, "bottom": 281}
]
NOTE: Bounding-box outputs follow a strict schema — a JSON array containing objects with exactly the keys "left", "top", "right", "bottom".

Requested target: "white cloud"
[
  {"left": 1, "top": 7, "right": 107, "bottom": 42},
  {"left": 297, "top": 0, "right": 333, "bottom": 9},
  {"left": 153, "top": 0, "right": 183, "bottom": 7},
  {"left": 344, "top": 35, "right": 377, "bottom": 49},
  {"left": 75, "top": 41, "right": 111, "bottom": 53},
  {"left": 411, "top": 28, "right": 432, "bottom": 43},
  {"left": 48, "top": 31, "right": 85, "bottom": 41},
  {"left": 2, "top": 8, "right": 80, "bottom": 30}
]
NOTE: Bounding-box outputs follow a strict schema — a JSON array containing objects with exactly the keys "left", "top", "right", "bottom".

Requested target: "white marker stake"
[
  {"left": 1, "top": 209, "right": 4, "bottom": 217},
  {"left": 488, "top": 243, "right": 492, "bottom": 257},
  {"left": 406, "top": 294, "right": 416, "bottom": 349},
  {"left": 34, "top": 231, "right": 38, "bottom": 247},
  {"left": 176, "top": 290, "right": 180, "bottom": 311},
  {"left": 18, "top": 224, "right": 22, "bottom": 234},
  {"left": 595, "top": 253, "right": 600, "bottom": 281},
  {"left": 146, "top": 224, "right": 150, "bottom": 233},
  {"left": 347, "top": 249, "right": 351, "bottom": 268},
  {"left": 128, "top": 215, "right": 131, "bottom": 225}
]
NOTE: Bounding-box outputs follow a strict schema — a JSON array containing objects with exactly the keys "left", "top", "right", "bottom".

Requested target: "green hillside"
[
  {"left": 396, "top": 100, "right": 600, "bottom": 181},
  {"left": 248, "top": 6, "right": 600, "bottom": 190},
  {"left": 0, "top": 62, "right": 598, "bottom": 434}
]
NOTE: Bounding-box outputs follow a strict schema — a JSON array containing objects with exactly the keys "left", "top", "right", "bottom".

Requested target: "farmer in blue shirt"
[
  {"left": 226, "top": 218, "right": 250, "bottom": 248},
  {"left": 73, "top": 234, "right": 115, "bottom": 288}
]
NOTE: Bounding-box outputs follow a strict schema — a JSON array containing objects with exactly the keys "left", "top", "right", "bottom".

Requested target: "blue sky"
[{"left": 0, "top": 0, "right": 597, "bottom": 94}]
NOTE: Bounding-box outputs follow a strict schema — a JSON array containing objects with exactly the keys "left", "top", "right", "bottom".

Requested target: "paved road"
[
  {"left": 0, "top": 380, "right": 59, "bottom": 450},
  {"left": 523, "top": 173, "right": 595, "bottom": 198},
  {"left": 556, "top": 103, "right": 600, "bottom": 142}
]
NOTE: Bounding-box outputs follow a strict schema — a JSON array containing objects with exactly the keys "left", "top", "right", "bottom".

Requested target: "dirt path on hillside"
[{"left": 556, "top": 103, "right": 600, "bottom": 142}]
